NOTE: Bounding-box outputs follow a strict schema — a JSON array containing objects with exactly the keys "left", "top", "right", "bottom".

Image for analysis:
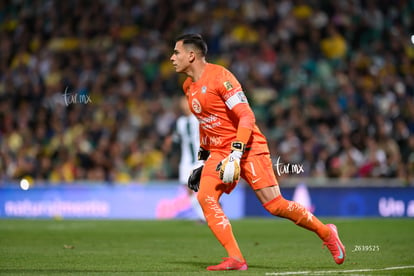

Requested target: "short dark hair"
[{"left": 175, "top": 33, "right": 208, "bottom": 56}]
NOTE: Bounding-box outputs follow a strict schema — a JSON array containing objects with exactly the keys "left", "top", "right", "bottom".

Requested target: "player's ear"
[{"left": 189, "top": 51, "right": 196, "bottom": 63}]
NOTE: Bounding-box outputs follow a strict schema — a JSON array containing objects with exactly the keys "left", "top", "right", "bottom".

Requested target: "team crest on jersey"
[
  {"left": 192, "top": 98, "right": 202, "bottom": 113},
  {"left": 201, "top": 86, "right": 207, "bottom": 94},
  {"left": 223, "top": 81, "right": 233, "bottom": 91}
]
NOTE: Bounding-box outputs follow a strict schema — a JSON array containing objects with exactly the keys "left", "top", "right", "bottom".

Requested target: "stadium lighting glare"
[
  {"left": 411, "top": 34, "right": 414, "bottom": 45},
  {"left": 20, "top": 178, "right": 30, "bottom": 191}
]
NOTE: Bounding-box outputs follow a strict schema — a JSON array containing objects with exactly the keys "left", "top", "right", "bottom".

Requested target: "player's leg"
[
  {"left": 188, "top": 190, "right": 205, "bottom": 222},
  {"left": 242, "top": 154, "right": 346, "bottom": 264},
  {"left": 242, "top": 154, "right": 330, "bottom": 237},
  {"left": 197, "top": 155, "right": 247, "bottom": 270},
  {"left": 259, "top": 186, "right": 346, "bottom": 264},
  {"left": 180, "top": 164, "right": 205, "bottom": 222},
  {"left": 257, "top": 186, "right": 331, "bottom": 240}
]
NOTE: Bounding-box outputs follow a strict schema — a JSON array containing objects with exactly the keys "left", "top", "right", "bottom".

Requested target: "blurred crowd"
[{"left": 0, "top": 0, "right": 413, "bottom": 185}]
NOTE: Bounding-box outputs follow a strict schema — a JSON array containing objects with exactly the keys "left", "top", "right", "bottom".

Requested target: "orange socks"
[
  {"left": 197, "top": 181, "right": 244, "bottom": 261},
  {"left": 263, "top": 195, "right": 331, "bottom": 241}
]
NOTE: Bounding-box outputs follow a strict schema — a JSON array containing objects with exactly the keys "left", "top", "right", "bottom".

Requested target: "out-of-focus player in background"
[
  {"left": 170, "top": 33, "right": 346, "bottom": 271},
  {"left": 163, "top": 96, "right": 205, "bottom": 222}
]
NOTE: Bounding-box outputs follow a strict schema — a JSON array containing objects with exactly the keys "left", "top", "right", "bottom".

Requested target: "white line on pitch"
[{"left": 264, "top": 265, "right": 414, "bottom": 275}]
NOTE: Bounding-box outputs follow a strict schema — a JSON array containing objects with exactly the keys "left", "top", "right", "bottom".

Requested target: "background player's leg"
[{"left": 189, "top": 191, "right": 205, "bottom": 222}]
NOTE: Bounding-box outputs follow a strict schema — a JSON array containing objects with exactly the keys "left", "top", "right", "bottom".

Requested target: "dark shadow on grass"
[
  {"left": 169, "top": 261, "right": 276, "bottom": 270},
  {"left": 169, "top": 260, "right": 211, "bottom": 268}
]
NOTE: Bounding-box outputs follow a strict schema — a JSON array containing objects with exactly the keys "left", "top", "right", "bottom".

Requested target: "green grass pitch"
[{"left": 1, "top": 218, "right": 413, "bottom": 275}]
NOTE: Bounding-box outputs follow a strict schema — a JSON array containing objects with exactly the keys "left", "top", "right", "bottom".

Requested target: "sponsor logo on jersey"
[
  {"left": 199, "top": 114, "right": 222, "bottom": 130},
  {"left": 199, "top": 114, "right": 218, "bottom": 124},
  {"left": 201, "top": 136, "right": 222, "bottom": 146},
  {"left": 223, "top": 81, "right": 233, "bottom": 91},
  {"left": 192, "top": 98, "right": 202, "bottom": 113}
]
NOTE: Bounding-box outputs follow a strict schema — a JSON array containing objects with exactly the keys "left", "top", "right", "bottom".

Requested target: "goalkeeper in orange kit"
[{"left": 170, "top": 33, "right": 346, "bottom": 271}]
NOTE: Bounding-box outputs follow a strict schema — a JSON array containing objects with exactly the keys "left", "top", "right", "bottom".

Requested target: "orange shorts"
[
  {"left": 200, "top": 152, "right": 278, "bottom": 194},
  {"left": 240, "top": 153, "right": 279, "bottom": 190}
]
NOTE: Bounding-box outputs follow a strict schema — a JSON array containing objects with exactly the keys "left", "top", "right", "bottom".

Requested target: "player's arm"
[
  {"left": 216, "top": 96, "right": 254, "bottom": 183},
  {"left": 231, "top": 102, "right": 255, "bottom": 145},
  {"left": 162, "top": 120, "right": 180, "bottom": 154},
  {"left": 216, "top": 74, "right": 255, "bottom": 183},
  {"left": 220, "top": 72, "right": 255, "bottom": 145}
]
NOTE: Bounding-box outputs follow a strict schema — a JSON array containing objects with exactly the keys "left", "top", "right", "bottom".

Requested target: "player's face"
[{"left": 170, "top": 41, "right": 191, "bottom": 73}]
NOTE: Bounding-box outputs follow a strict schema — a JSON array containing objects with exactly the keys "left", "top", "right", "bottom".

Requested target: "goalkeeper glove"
[
  {"left": 188, "top": 163, "right": 203, "bottom": 192},
  {"left": 187, "top": 147, "right": 210, "bottom": 192},
  {"left": 216, "top": 141, "right": 245, "bottom": 183}
]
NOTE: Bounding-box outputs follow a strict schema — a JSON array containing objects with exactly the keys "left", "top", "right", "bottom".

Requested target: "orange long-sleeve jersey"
[{"left": 182, "top": 63, "right": 270, "bottom": 157}]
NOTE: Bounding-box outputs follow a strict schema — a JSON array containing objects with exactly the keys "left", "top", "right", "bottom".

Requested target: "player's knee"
[
  {"left": 197, "top": 191, "right": 221, "bottom": 213},
  {"left": 196, "top": 191, "right": 210, "bottom": 211},
  {"left": 196, "top": 191, "right": 205, "bottom": 205},
  {"left": 262, "top": 195, "right": 283, "bottom": 216}
]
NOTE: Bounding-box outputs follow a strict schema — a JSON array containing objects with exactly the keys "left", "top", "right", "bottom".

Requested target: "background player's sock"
[
  {"left": 190, "top": 193, "right": 205, "bottom": 221},
  {"left": 263, "top": 195, "right": 330, "bottom": 240}
]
